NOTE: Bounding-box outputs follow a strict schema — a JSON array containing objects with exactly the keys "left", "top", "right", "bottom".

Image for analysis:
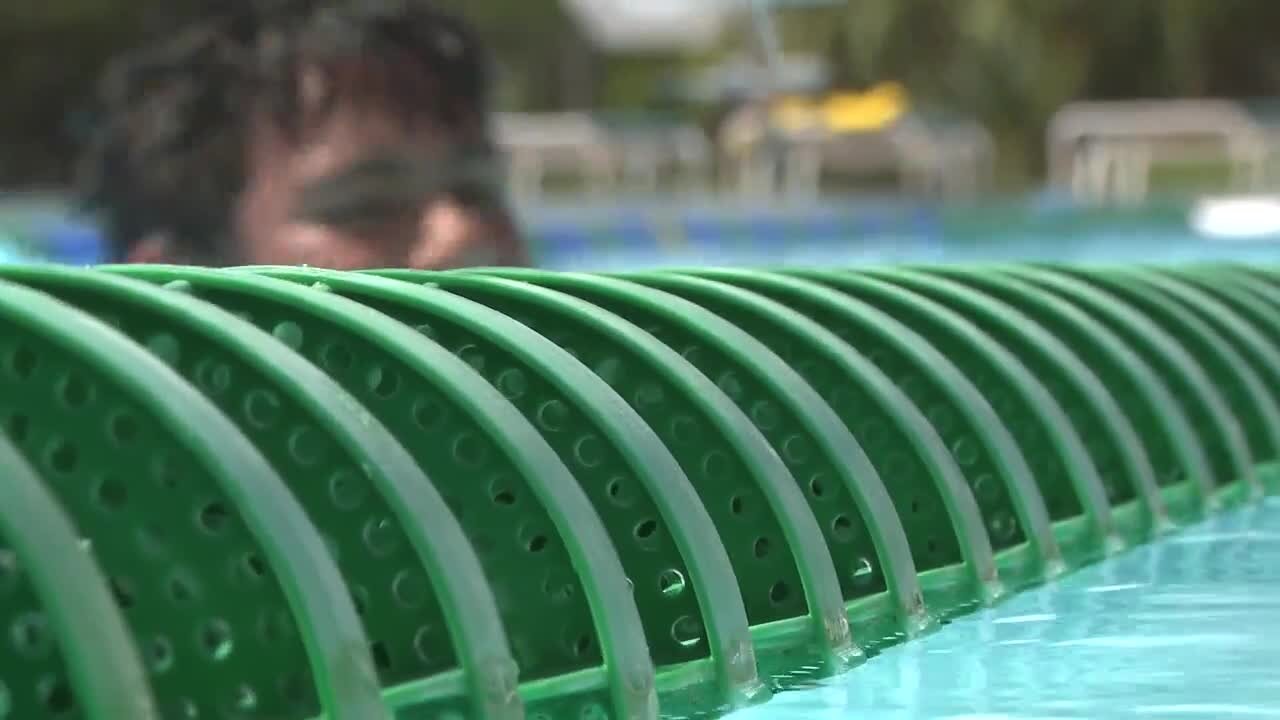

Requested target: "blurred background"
[{"left": 4, "top": 0, "right": 1280, "bottom": 267}]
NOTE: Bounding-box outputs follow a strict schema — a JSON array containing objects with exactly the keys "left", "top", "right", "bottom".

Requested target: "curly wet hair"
[{"left": 76, "top": 0, "right": 494, "bottom": 262}]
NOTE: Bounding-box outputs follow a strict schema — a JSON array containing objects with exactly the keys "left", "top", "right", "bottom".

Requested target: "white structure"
[
  {"left": 562, "top": 0, "right": 734, "bottom": 51},
  {"left": 493, "top": 113, "right": 714, "bottom": 199},
  {"left": 1048, "top": 99, "right": 1271, "bottom": 205},
  {"left": 782, "top": 115, "right": 995, "bottom": 200},
  {"left": 492, "top": 108, "right": 994, "bottom": 202},
  {"left": 492, "top": 113, "right": 615, "bottom": 198},
  {"left": 717, "top": 106, "right": 995, "bottom": 201}
]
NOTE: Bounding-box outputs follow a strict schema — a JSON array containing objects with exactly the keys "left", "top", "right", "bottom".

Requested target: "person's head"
[{"left": 78, "top": 0, "right": 526, "bottom": 268}]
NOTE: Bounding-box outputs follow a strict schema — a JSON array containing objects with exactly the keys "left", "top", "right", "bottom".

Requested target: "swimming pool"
[
  {"left": 7, "top": 192, "right": 1280, "bottom": 268},
  {"left": 1, "top": 219, "right": 1278, "bottom": 720},
  {"left": 734, "top": 498, "right": 1280, "bottom": 720},
  {"left": 520, "top": 196, "right": 1280, "bottom": 271}
]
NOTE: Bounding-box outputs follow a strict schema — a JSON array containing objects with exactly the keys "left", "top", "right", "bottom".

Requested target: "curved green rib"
[
  {"left": 856, "top": 267, "right": 1117, "bottom": 560},
  {"left": 934, "top": 268, "right": 1212, "bottom": 525},
  {"left": 473, "top": 268, "right": 967, "bottom": 631},
  {"left": 641, "top": 268, "right": 1006, "bottom": 617},
  {"left": 112, "top": 265, "right": 657, "bottom": 720},
  {"left": 28, "top": 264, "right": 519, "bottom": 720},
  {"left": 274, "top": 267, "right": 764, "bottom": 712},
  {"left": 0, "top": 434, "right": 159, "bottom": 720},
  {"left": 0, "top": 277, "right": 389, "bottom": 720},
  {"left": 885, "top": 268, "right": 1167, "bottom": 540},
  {"left": 430, "top": 270, "right": 891, "bottom": 671}
]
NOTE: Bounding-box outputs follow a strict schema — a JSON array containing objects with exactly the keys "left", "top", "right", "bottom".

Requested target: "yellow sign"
[{"left": 772, "top": 82, "right": 909, "bottom": 133}]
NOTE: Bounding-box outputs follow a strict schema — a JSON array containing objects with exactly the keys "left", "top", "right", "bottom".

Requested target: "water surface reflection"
[{"left": 736, "top": 498, "right": 1280, "bottom": 719}]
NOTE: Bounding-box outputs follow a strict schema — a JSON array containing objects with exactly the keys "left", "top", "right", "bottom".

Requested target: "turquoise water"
[{"left": 737, "top": 498, "right": 1280, "bottom": 720}]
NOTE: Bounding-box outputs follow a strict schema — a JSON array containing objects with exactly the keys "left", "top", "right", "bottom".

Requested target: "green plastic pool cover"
[{"left": 0, "top": 262, "right": 1275, "bottom": 720}]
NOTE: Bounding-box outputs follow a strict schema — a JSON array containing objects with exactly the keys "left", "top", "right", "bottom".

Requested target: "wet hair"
[{"left": 76, "top": 0, "right": 494, "bottom": 262}]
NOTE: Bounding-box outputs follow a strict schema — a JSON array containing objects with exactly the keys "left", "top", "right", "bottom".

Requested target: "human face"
[{"left": 232, "top": 74, "right": 521, "bottom": 269}]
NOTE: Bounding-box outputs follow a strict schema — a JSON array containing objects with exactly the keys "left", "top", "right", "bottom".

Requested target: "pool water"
[{"left": 734, "top": 498, "right": 1280, "bottom": 720}]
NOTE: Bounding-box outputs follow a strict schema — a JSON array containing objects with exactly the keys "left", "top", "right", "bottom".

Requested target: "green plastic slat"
[
  {"left": 845, "top": 268, "right": 1118, "bottom": 561},
  {"left": 931, "top": 268, "right": 1213, "bottom": 524},
  {"left": 1171, "top": 267, "right": 1280, "bottom": 404},
  {"left": 1124, "top": 270, "right": 1280, "bottom": 482},
  {"left": 455, "top": 268, "right": 959, "bottom": 641},
  {"left": 1234, "top": 265, "right": 1280, "bottom": 291},
  {"left": 259, "top": 267, "right": 771, "bottom": 714},
  {"left": 7, "top": 266, "right": 519, "bottom": 720},
  {"left": 998, "top": 266, "right": 1228, "bottom": 507},
  {"left": 0, "top": 279, "right": 388, "bottom": 720},
  {"left": 107, "top": 265, "right": 657, "bottom": 720},
  {"left": 781, "top": 269, "right": 1061, "bottom": 588},
  {"left": 386, "top": 270, "right": 891, "bottom": 672},
  {"left": 616, "top": 268, "right": 1004, "bottom": 618},
  {"left": 1042, "top": 267, "right": 1261, "bottom": 503},
  {"left": 1179, "top": 267, "right": 1280, "bottom": 493},
  {"left": 0, "top": 434, "right": 158, "bottom": 720},
  {"left": 864, "top": 269, "right": 1167, "bottom": 544},
  {"left": 1221, "top": 269, "right": 1280, "bottom": 332}
]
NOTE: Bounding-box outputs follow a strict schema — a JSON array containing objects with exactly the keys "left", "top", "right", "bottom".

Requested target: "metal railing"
[{"left": 494, "top": 110, "right": 995, "bottom": 202}]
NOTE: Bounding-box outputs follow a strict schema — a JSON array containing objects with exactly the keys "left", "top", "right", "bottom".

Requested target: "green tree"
[
  {"left": 4, "top": 1, "right": 1280, "bottom": 186},
  {"left": 825, "top": 0, "right": 1280, "bottom": 179}
]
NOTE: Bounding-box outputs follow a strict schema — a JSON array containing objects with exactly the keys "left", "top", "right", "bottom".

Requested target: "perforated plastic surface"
[
  {"left": 781, "top": 270, "right": 1060, "bottom": 587},
  {"left": 394, "top": 269, "right": 878, "bottom": 675},
  {"left": 1066, "top": 268, "right": 1275, "bottom": 497},
  {"left": 853, "top": 271, "right": 1110, "bottom": 537},
  {"left": 0, "top": 433, "right": 156, "bottom": 720},
  {"left": 109, "top": 265, "right": 656, "bottom": 720},
  {"left": 874, "top": 269, "right": 1166, "bottom": 542},
  {"left": 1175, "top": 268, "right": 1280, "bottom": 491},
  {"left": 609, "top": 269, "right": 996, "bottom": 617},
  {"left": 267, "top": 268, "right": 769, "bottom": 713},
  {"left": 1012, "top": 267, "right": 1255, "bottom": 501},
  {"left": 0, "top": 262, "right": 1277, "bottom": 720},
  {"left": 451, "top": 269, "right": 934, "bottom": 645},
  {"left": 0, "top": 278, "right": 386, "bottom": 720},
  {"left": 4, "top": 264, "right": 518, "bottom": 720},
  {"left": 934, "top": 268, "right": 1215, "bottom": 523}
]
